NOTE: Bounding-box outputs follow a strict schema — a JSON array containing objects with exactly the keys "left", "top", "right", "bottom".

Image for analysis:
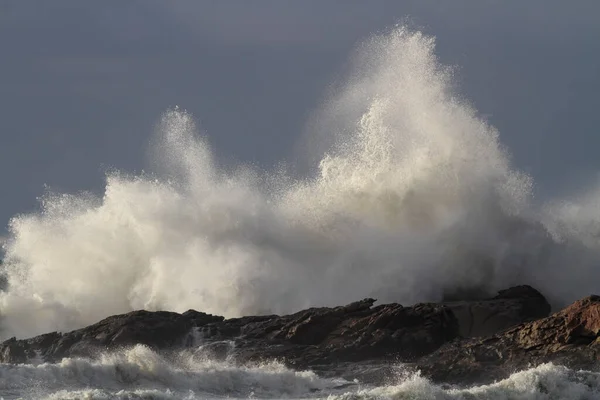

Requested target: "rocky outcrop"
[
  {"left": 0, "top": 285, "right": 550, "bottom": 376},
  {"left": 0, "top": 310, "right": 224, "bottom": 364},
  {"left": 417, "top": 294, "right": 600, "bottom": 384},
  {"left": 228, "top": 299, "right": 460, "bottom": 368},
  {"left": 445, "top": 285, "right": 551, "bottom": 338}
]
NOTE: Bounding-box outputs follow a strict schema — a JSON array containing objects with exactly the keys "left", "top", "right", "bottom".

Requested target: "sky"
[{"left": 1, "top": 1, "right": 600, "bottom": 235}]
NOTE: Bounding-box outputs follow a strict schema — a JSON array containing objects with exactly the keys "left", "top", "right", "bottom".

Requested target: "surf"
[{"left": 2, "top": 349, "right": 599, "bottom": 399}]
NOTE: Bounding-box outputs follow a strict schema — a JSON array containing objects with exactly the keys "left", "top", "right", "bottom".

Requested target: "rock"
[
  {"left": 1, "top": 337, "right": 27, "bottom": 364},
  {"left": 0, "top": 285, "right": 553, "bottom": 378},
  {"left": 266, "top": 300, "right": 459, "bottom": 366},
  {"left": 417, "top": 294, "right": 600, "bottom": 384},
  {"left": 0, "top": 310, "right": 223, "bottom": 363},
  {"left": 446, "top": 285, "right": 550, "bottom": 338}
]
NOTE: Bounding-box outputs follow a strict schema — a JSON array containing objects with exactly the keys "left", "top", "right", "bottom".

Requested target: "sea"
[
  {"left": 2, "top": 26, "right": 600, "bottom": 398},
  {"left": 2, "top": 345, "right": 600, "bottom": 399}
]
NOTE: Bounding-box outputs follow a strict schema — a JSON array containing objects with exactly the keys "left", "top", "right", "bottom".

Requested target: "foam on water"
[
  {"left": 2, "top": 353, "right": 599, "bottom": 400},
  {"left": 0, "top": 344, "right": 344, "bottom": 399},
  {"left": 328, "top": 364, "right": 600, "bottom": 400},
  {"left": 1, "top": 26, "right": 600, "bottom": 340}
]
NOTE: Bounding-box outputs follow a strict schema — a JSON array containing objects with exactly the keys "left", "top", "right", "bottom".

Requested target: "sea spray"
[
  {"left": 1, "top": 26, "right": 600, "bottom": 340},
  {"left": 326, "top": 364, "right": 600, "bottom": 400}
]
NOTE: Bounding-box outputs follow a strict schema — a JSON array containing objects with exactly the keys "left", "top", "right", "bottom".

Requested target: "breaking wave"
[
  {"left": 0, "top": 344, "right": 345, "bottom": 399},
  {"left": 1, "top": 26, "right": 600, "bottom": 339},
  {"left": 1, "top": 350, "right": 599, "bottom": 399},
  {"left": 329, "top": 363, "right": 600, "bottom": 400}
]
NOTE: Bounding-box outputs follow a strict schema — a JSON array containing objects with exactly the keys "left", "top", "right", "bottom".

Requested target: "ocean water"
[
  {"left": 1, "top": 346, "right": 599, "bottom": 399},
  {"left": 2, "top": 26, "right": 600, "bottom": 398}
]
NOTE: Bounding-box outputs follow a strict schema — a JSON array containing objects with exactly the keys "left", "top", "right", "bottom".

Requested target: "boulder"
[
  {"left": 417, "top": 294, "right": 600, "bottom": 384},
  {"left": 446, "top": 285, "right": 550, "bottom": 338},
  {"left": 0, "top": 310, "right": 223, "bottom": 363}
]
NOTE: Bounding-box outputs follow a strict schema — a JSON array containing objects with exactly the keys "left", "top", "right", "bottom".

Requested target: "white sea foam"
[
  {"left": 2, "top": 354, "right": 599, "bottom": 399},
  {"left": 0, "top": 344, "right": 343, "bottom": 399},
  {"left": 1, "top": 26, "right": 600, "bottom": 340},
  {"left": 328, "top": 363, "right": 600, "bottom": 400}
]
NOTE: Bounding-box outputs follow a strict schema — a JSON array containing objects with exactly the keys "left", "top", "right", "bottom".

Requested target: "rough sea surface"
[{"left": 1, "top": 346, "right": 599, "bottom": 399}]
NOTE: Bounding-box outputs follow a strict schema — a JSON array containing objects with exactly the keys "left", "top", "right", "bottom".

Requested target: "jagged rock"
[
  {"left": 0, "top": 285, "right": 553, "bottom": 378},
  {"left": 241, "top": 300, "right": 460, "bottom": 367},
  {"left": 417, "top": 294, "right": 600, "bottom": 384},
  {"left": 0, "top": 310, "right": 223, "bottom": 363},
  {"left": 1, "top": 337, "right": 27, "bottom": 364},
  {"left": 446, "top": 285, "right": 550, "bottom": 338}
]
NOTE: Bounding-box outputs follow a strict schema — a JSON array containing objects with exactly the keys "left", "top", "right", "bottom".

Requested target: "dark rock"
[
  {"left": 446, "top": 284, "right": 550, "bottom": 338},
  {"left": 0, "top": 285, "right": 555, "bottom": 383},
  {"left": 1, "top": 337, "right": 27, "bottom": 364},
  {"left": 417, "top": 294, "right": 600, "bottom": 384},
  {"left": 0, "top": 310, "right": 223, "bottom": 363}
]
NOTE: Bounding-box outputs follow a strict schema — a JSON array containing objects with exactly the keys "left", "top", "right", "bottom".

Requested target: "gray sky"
[{"left": 1, "top": 1, "right": 600, "bottom": 233}]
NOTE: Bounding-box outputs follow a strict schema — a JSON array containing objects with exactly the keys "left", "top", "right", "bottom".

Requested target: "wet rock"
[
  {"left": 1, "top": 337, "right": 27, "bottom": 364},
  {"left": 0, "top": 310, "right": 223, "bottom": 363},
  {"left": 446, "top": 285, "right": 550, "bottom": 338},
  {"left": 417, "top": 294, "right": 600, "bottom": 384},
  {"left": 0, "top": 285, "right": 554, "bottom": 380}
]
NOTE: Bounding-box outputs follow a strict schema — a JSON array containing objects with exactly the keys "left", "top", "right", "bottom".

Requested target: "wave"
[
  {"left": 329, "top": 363, "right": 600, "bottom": 400},
  {"left": 0, "top": 344, "right": 344, "bottom": 399},
  {"left": 1, "top": 26, "right": 600, "bottom": 339},
  {"left": 2, "top": 350, "right": 599, "bottom": 400}
]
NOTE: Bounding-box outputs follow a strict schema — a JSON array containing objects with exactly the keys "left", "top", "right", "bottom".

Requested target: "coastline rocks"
[
  {"left": 230, "top": 300, "right": 460, "bottom": 368},
  {"left": 0, "top": 285, "right": 551, "bottom": 375},
  {"left": 445, "top": 285, "right": 550, "bottom": 338},
  {"left": 0, "top": 310, "right": 224, "bottom": 364},
  {"left": 417, "top": 294, "right": 600, "bottom": 384}
]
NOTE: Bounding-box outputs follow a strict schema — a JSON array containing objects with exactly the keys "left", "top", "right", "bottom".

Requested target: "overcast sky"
[{"left": 1, "top": 1, "right": 599, "bottom": 233}]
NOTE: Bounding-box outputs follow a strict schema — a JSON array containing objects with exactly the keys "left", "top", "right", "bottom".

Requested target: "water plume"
[{"left": 1, "top": 26, "right": 599, "bottom": 339}]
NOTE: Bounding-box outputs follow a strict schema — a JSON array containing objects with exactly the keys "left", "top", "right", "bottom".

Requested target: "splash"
[
  {"left": 2, "top": 350, "right": 599, "bottom": 399},
  {"left": 1, "top": 27, "right": 599, "bottom": 339},
  {"left": 328, "top": 363, "right": 600, "bottom": 400},
  {"left": 0, "top": 344, "right": 342, "bottom": 399}
]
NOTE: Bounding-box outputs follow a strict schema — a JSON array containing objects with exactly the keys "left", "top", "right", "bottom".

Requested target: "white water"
[
  {"left": 0, "top": 345, "right": 348, "bottom": 399},
  {"left": 329, "top": 363, "right": 600, "bottom": 400},
  {"left": 1, "top": 26, "right": 600, "bottom": 342},
  {"left": 1, "top": 347, "right": 599, "bottom": 399}
]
